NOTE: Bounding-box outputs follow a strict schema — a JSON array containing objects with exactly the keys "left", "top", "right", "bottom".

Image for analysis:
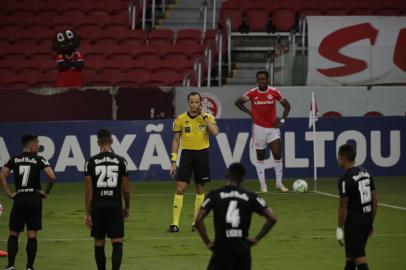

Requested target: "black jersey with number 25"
[
  {"left": 201, "top": 185, "right": 268, "bottom": 252},
  {"left": 85, "top": 152, "right": 128, "bottom": 202},
  {"left": 338, "top": 166, "right": 375, "bottom": 221},
  {"left": 4, "top": 152, "right": 50, "bottom": 192}
]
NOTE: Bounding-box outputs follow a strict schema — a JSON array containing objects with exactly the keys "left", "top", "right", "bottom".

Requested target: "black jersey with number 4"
[
  {"left": 201, "top": 185, "right": 268, "bottom": 252},
  {"left": 338, "top": 166, "right": 375, "bottom": 222},
  {"left": 4, "top": 152, "right": 50, "bottom": 192},
  {"left": 85, "top": 152, "right": 128, "bottom": 202}
]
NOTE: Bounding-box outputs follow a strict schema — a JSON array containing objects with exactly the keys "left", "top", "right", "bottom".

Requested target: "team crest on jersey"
[
  {"left": 201, "top": 92, "right": 222, "bottom": 118},
  {"left": 267, "top": 95, "right": 274, "bottom": 100}
]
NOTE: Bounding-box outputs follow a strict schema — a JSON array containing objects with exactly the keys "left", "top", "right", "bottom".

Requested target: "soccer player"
[
  {"left": 168, "top": 91, "right": 219, "bottom": 233},
  {"left": 336, "top": 144, "right": 378, "bottom": 270},
  {"left": 235, "top": 71, "right": 291, "bottom": 193},
  {"left": 84, "top": 129, "right": 130, "bottom": 270},
  {"left": 0, "top": 134, "right": 56, "bottom": 270},
  {"left": 195, "top": 163, "right": 277, "bottom": 270}
]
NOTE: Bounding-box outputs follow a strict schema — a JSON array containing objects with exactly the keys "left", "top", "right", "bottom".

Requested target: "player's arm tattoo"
[
  {"left": 0, "top": 167, "right": 13, "bottom": 198},
  {"left": 195, "top": 208, "right": 212, "bottom": 247},
  {"left": 234, "top": 96, "right": 252, "bottom": 116},
  {"left": 122, "top": 176, "right": 130, "bottom": 210},
  {"left": 338, "top": 197, "right": 348, "bottom": 228},
  {"left": 84, "top": 176, "right": 93, "bottom": 215},
  {"left": 279, "top": 99, "right": 291, "bottom": 120},
  {"left": 255, "top": 207, "right": 277, "bottom": 242}
]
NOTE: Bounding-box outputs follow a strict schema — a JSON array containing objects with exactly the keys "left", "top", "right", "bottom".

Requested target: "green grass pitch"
[{"left": 0, "top": 177, "right": 405, "bottom": 270}]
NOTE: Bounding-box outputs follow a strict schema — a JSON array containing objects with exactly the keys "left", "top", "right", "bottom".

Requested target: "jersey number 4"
[
  {"left": 95, "top": 166, "right": 118, "bottom": 188},
  {"left": 358, "top": 179, "right": 372, "bottom": 204},
  {"left": 226, "top": 200, "right": 241, "bottom": 228}
]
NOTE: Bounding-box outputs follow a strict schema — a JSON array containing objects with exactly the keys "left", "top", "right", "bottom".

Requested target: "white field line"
[
  {"left": 316, "top": 191, "right": 406, "bottom": 211},
  {"left": 1, "top": 233, "right": 406, "bottom": 243}
]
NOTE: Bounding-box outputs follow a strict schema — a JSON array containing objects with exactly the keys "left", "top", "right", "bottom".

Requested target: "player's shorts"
[
  {"left": 344, "top": 219, "right": 373, "bottom": 258},
  {"left": 177, "top": 148, "right": 211, "bottom": 184},
  {"left": 252, "top": 124, "right": 280, "bottom": 149},
  {"left": 9, "top": 193, "right": 42, "bottom": 233},
  {"left": 91, "top": 200, "right": 124, "bottom": 240},
  {"left": 207, "top": 250, "right": 251, "bottom": 270}
]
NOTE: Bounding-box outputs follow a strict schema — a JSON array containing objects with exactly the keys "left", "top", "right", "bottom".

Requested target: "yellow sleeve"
[
  {"left": 173, "top": 116, "right": 183, "bottom": 133},
  {"left": 207, "top": 113, "right": 216, "bottom": 124}
]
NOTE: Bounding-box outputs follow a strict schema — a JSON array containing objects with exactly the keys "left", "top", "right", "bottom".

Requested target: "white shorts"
[{"left": 252, "top": 124, "right": 281, "bottom": 149}]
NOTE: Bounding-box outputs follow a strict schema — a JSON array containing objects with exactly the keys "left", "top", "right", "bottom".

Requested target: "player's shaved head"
[
  {"left": 227, "top": 163, "right": 246, "bottom": 183},
  {"left": 21, "top": 133, "right": 38, "bottom": 148},
  {"left": 97, "top": 129, "right": 113, "bottom": 146},
  {"left": 187, "top": 91, "right": 202, "bottom": 101},
  {"left": 256, "top": 71, "right": 269, "bottom": 78},
  {"left": 338, "top": 144, "right": 356, "bottom": 162}
]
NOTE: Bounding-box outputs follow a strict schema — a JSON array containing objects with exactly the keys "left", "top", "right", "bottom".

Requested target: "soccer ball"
[
  {"left": 293, "top": 179, "right": 308, "bottom": 193},
  {"left": 0, "top": 203, "right": 3, "bottom": 216}
]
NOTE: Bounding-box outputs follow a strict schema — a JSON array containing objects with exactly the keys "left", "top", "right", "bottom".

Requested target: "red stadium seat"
[
  {"left": 144, "top": 73, "right": 166, "bottom": 87},
  {"left": 135, "top": 45, "right": 163, "bottom": 60},
  {"left": 176, "top": 29, "right": 202, "bottom": 46},
  {"left": 364, "top": 111, "right": 384, "bottom": 117},
  {"left": 322, "top": 111, "right": 342, "bottom": 118},
  {"left": 108, "top": 53, "right": 136, "bottom": 71},
  {"left": 86, "top": 53, "right": 109, "bottom": 71},
  {"left": 349, "top": 0, "right": 375, "bottom": 15},
  {"left": 322, "top": 0, "right": 348, "bottom": 14},
  {"left": 219, "top": 8, "right": 243, "bottom": 31},
  {"left": 246, "top": 8, "right": 270, "bottom": 32},
  {"left": 122, "top": 69, "right": 149, "bottom": 86},
  {"left": 148, "top": 29, "right": 175, "bottom": 46},
  {"left": 272, "top": 9, "right": 297, "bottom": 32},
  {"left": 120, "top": 30, "right": 147, "bottom": 46}
]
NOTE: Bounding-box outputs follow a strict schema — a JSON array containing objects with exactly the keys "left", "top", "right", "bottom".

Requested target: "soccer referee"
[{"left": 168, "top": 91, "right": 219, "bottom": 233}]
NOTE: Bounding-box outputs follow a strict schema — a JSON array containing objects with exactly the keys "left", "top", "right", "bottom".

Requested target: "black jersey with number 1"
[
  {"left": 85, "top": 152, "right": 128, "bottom": 202},
  {"left": 201, "top": 185, "right": 268, "bottom": 252},
  {"left": 4, "top": 152, "right": 50, "bottom": 192},
  {"left": 338, "top": 166, "right": 375, "bottom": 222}
]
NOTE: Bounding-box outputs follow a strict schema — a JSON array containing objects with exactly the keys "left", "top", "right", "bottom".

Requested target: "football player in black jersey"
[
  {"left": 336, "top": 144, "right": 378, "bottom": 270},
  {"left": 84, "top": 129, "right": 130, "bottom": 270},
  {"left": 195, "top": 163, "right": 277, "bottom": 270},
  {"left": 0, "top": 134, "right": 56, "bottom": 270}
]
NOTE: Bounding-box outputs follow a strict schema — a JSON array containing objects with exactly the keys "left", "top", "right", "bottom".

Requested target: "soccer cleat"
[
  {"left": 4, "top": 267, "right": 15, "bottom": 270},
  {"left": 191, "top": 225, "right": 196, "bottom": 232},
  {"left": 167, "top": 224, "right": 179, "bottom": 233},
  {"left": 276, "top": 184, "right": 289, "bottom": 193},
  {"left": 0, "top": 250, "right": 7, "bottom": 257}
]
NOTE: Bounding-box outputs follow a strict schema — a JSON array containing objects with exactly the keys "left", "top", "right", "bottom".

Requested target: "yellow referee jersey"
[{"left": 173, "top": 112, "right": 216, "bottom": 150}]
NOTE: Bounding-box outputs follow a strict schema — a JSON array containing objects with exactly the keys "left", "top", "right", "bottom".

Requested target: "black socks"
[
  {"left": 94, "top": 246, "right": 106, "bottom": 270},
  {"left": 112, "top": 242, "right": 123, "bottom": 270},
  {"left": 345, "top": 260, "right": 356, "bottom": 270},
  {"left": 7, "top": 235, "right": 18, "bottom": 267},
  {"left": 26, "top": 237, "right": 37, "bottom": 269},
  {"left": 358, "top": 263, "right": 369, "bottom": 270}
]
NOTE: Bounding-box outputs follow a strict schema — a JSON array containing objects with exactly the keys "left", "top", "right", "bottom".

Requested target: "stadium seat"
[
  {"left": 144, "top": 73, "right": 166, "bottom": 87},
  {"left": 163, "top": 44, "right": 191, "bottom": 61},
  {"left": 122, "top": 69, "right": 149, "bottom": 86},
  {"left": 272, "top": 9, "right": 297, "bottom": 32},
  {"left": 176, "top": 29, "right": 202, "bottom": 46},
  {"left": 108, "top": 53, "right": 137, "bottom": 71},
  {"left": 148, "top": 29, "right": 175, "bottom": 46},
  {"left": 246, "top": 8, "right": 270, "bottom": 32},
  {"left": 322, "top": 0, "right": 348, "bottom": 15},
  {"left": 219, "top": 8, "right": 243, "bottom": 31},
  {"left": 349, "top": 0, "right": 375, "bottom": 15},
  {"left": 364, "top": 111, "right": 384, "bottom": 117},
  {"left": 120, "top": 30, "right": 147, "bottom": 46},
  {"left": 135, "top": 45, "right": 163, "bottom": 60},
  {"left": 322, "top": 111, "right": 343, "bottom": 117},
  {"left": 86, "top": 53, "right": 109, "bottom": 71}
]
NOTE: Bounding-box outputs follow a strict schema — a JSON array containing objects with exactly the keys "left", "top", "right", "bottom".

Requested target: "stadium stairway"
[{"left": 158, "top": 0, "right": 221, "bottom": 30}]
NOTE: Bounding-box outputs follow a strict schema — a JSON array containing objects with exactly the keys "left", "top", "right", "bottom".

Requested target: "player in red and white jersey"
[{"left": 235, "top": 71, "right": 291, "bottom": 192}]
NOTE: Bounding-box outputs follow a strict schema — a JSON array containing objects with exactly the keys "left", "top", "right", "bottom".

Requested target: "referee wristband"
[{"left": 171, "top": 153, "right": 177, "bottom": 162}]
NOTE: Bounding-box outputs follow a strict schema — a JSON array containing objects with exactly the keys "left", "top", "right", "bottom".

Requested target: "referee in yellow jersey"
[{"left": 168, "top": 91, "right": 219, "bottom": 233}]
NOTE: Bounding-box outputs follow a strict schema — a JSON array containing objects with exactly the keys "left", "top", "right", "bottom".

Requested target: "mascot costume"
[{"left": 52, "top": 29, "right": 84, "bottom": 87}]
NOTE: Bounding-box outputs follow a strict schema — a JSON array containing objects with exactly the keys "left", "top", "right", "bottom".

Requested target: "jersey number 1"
[
  {"left": 96, "top": 166, "right": 118, "bottom": 188},
  {"left": 226, "top": 200, "right": 241, "bottom": 228},
  {"left": 358, "top": 179, "right": 371, "bottom": 204}
]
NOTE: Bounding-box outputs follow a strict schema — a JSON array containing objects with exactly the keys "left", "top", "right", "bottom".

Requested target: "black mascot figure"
[{"left": 52, "top": 29, "right": 84, "bottom": 87}]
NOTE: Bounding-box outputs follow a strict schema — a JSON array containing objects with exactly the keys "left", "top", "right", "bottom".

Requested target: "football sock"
[
  {"left": 172, "top": 194, "right": 184, "bottom": 226},
  {"left": 94, "top": 246, "right": 106, "bottom": 270},
  {"left": 357, "top": 263, "right": 369, "bottom": 270},
  {"left": 345, "top": 261, "right": 356, "bottom": 270},
  {"left": 112, "top": 242, "right": 123, "bottom": 270},
  {"left": 26, "top": 238, "right": 37, "bottom": 269},
  {"left": 193, "top": 193, "right": 205, "bottom": 225},
  {"left": 256, "top": 160, "right": 267, "bottom": 189},
  {"left": 7, "top": 235, "right": 18, "bottom": 267},
  {"left": 274, "top": 159, "right": 283, "bottom": 186}
]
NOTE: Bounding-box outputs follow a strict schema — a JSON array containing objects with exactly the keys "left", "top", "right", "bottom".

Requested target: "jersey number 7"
[{"left": 96, "top": 165, "right": 119, "bottom": 188}]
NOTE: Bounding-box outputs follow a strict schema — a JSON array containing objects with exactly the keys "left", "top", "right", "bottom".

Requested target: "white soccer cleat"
[{"left": 276, "top": 184, "right": 289, "bottom": 192}]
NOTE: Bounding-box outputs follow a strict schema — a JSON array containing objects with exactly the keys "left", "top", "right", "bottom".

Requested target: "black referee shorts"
[
  {"left": 176, "top": 148, "right": 211, "bottom": 185},
  {"left": 91, "top": 200, "right": 124, "bottom": 240},
  {"left": 344, "top": 219, "right": 373, "bottom": 258},
  {"left": 207, "top": 250, "right": 251, "bottom": 270},
  {"left": 9, "top": 193, "right": 43, "bottom": 233}
]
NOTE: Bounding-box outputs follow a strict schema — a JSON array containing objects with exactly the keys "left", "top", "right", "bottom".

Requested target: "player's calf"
[
  {"left": 111, "top": 242, "right": 123, "bottom": 270},
  {"left": 25, "top": 237, "right": 37, "bottom": 270},
  {"left": 345, "top": 260, "right": 356, "bottom": 270}
]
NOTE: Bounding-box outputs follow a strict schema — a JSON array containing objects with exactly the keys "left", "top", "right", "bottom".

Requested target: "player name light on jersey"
[
  {"left": 220, "top": 191, "right": 249, "bottom": 201},
  {"left": 226, "top": 229, "right": 243, "bottom": 238}
]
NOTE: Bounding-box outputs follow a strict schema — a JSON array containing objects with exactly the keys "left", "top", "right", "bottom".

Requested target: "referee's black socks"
[
  {"left": 358, "top": 263, "right": 369, "bottom": 270},
  {"left": 345, "top": 260, "right": 356, "bottom": 270},
  {"left": 94, "top": 246, "right": 106, "bottom": 270},
  {"left": 26, "top": 237, "right": 37, "bottom": 269},
  {"left": 7, "top": 235, "right": 18, "bottom": 267},
  {"left": 112, "top": 242, "right": 123, "bottom": 270}
]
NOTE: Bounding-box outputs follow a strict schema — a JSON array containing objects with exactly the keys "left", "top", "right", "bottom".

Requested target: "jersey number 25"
[{"left": 95, "top": 165, "right": 118, "bottom": 188}]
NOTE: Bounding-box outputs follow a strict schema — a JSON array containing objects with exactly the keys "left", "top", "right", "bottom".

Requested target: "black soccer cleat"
[
  {"left": 167, "top": 225, "right": 179, "bottom": 233},
  {"left": 191, "top": 225, "right": 196, "bottom": 232}
]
